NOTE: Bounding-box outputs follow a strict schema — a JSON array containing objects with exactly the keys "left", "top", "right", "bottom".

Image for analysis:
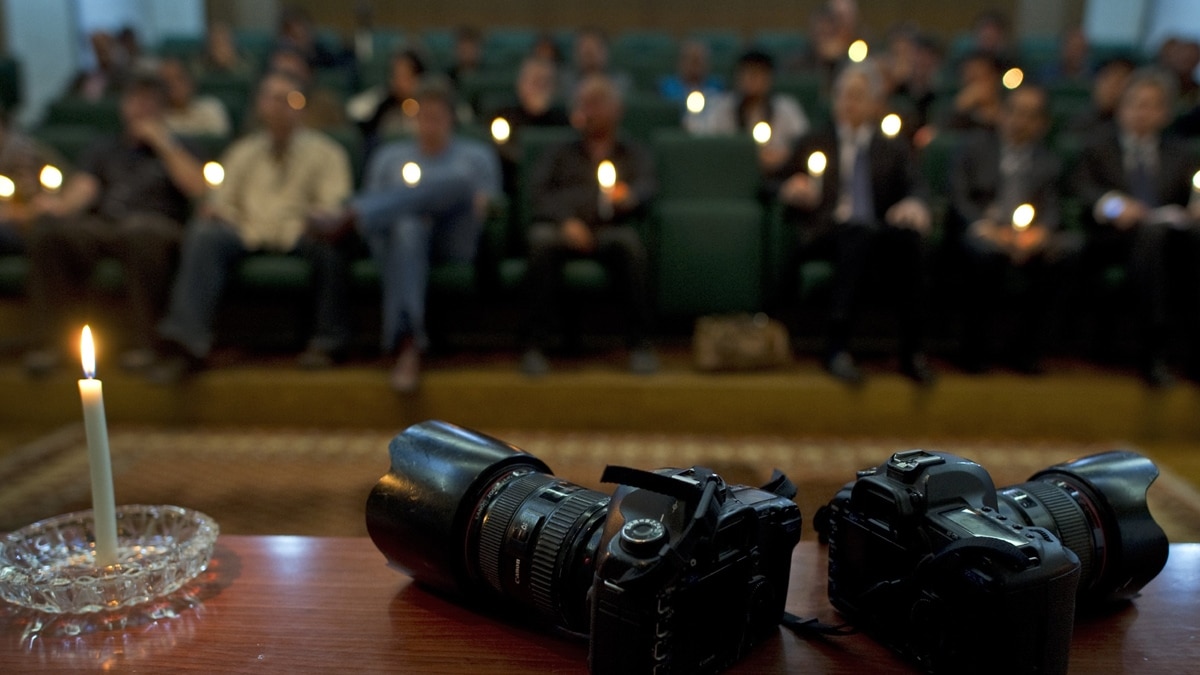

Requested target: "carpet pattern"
[{"left": 3, "top": 425, "right": 1200, "bottom": 544}]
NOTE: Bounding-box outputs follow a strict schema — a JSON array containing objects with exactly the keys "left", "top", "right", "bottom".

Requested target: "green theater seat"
[
  {"left": 652, "top": 130, "right": 761, "bottom": 200},
  {"left": 621, "top": 94, "right": 681, "bottom": 143},
  {"left": 32, "top": 124, "right": 100, "bottom": 165},
  {"left": 654, "top": 199, "right": 765, "bottom": 315},
  {"left": 0, "top": 255, "right": 28, "bottom": 296},
  {"left": 44, "top": 97, "right": 122, "bottom": 133}
]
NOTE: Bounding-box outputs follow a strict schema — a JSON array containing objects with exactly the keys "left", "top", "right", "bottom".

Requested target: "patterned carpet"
[{"left": 3, "top": 425, "right": 1200, "bottom": 543}]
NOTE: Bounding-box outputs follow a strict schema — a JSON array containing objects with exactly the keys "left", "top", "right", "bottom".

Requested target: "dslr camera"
[
  {"left": 815, "top": 449, "right": 1169, "bottom": 675},
  {"left": 366, "top": 421, "right": 803, "bottom": 675}
]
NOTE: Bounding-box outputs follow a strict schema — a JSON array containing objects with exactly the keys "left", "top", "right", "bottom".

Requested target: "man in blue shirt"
[{"left": 315, "top": 78, "right": 500, "bottom": 392}]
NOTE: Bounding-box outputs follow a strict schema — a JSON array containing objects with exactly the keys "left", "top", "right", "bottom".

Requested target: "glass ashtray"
[{"left": 0, "top": 504, "right": 219, "bottom": 614}]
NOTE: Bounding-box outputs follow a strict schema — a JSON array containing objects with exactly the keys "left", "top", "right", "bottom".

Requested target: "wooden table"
[{"left": 1, "top": 537, "right": 1196, "bottom": 673}]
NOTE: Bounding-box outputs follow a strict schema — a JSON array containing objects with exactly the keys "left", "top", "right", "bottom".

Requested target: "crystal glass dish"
[{"left": 0, "top": 505, "right": 219, "bottom": 614}]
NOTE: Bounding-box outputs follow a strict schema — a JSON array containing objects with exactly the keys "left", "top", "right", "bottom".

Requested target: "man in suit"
[
  {"left": 776, "top": 59, "right": 935, "bottom": 384},
  {"left": 951, "top": 85, "right": 1083, "bottom": 374},
  {"left": 1073, "top": 67, "right": 1200, "bottom": 386}
]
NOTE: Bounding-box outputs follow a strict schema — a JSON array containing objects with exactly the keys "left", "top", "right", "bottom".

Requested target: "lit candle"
[
  {"left": 491, "top": 117, "right": 511, "bottom": 144},
  {"left": 752, "top": 121, "right": 772, "bottom": 145},
  {"left": 686, "top": 90, "right": 706, "bottom": 115},
  {"left": 597, "top": 159, "right": 616, "bottom": 221},
  {"left": 1190, "top": 170, "right": 1200, "bottom": 208},
  {"left": 807, "top": 151, "right": 827, "bottom": 194},
  {"left": 402, "top": 161, "right": 421, "bottom": 187},
  {"left": 1012, "top": 203, "right": 1035, "bottom": 231},
  {"left": 79, "top": 325, "right": 118, "bottom": 567},
  {"left": 848, "top": 39, "right": 869, "bottom": 63},
  {"left": 0, "top": 174, "right": 14, "bottom": 200},
  {"left": 880, "top": 113, "right": 902, "bottom": 139},
  {"left": 39, "top": 164, "right": 63, "bottom": 193},
  {"left": 203, "top": 161, "right": 225, "bottom": 188},
  {"left": 1002, "top": 67, "right": 1024, "bottom": 90}
]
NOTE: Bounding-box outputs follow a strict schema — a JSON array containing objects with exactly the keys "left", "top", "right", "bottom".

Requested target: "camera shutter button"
[{"left": 620, "top": 519, "right": 668, "bottom": 557}]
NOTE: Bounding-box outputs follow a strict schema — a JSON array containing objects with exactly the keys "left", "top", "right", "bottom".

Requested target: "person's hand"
[
  {"left": 561, "top": 217, "right": 595, "bottom": 254},
  {"left": 28, "top": 193, "right": 70, "bottom": 218},
  {"left": 779, "top": 173, "right": 822, "bottom": 209},
  {"left": 1113, "top": 198, "right": 1148, "bottom": 230},
  {"left": 128, "top": 118, "right": 174, "bottom": 153},
  {"left": 610, "top": 181, "right": 636, "bottom": 210},
  {"left": 758, "top": 144, "right": 790, "bottom": 173},
  {"left": 1011, "top": 224, "right": 1048, "bottom": 265},
  {"left": 886, "top": 197, "right": 931, "bottom": 235}
]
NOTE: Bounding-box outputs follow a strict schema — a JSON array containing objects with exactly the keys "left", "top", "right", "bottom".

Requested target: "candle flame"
[
  {"left": 1002, "top": 67, "right": 1024, "bottom": 90},
  {"left": 752, "top": 121, "right": 772, "bottom": 145},
  {"left": 686, "top": 90, "right": 706, "bottom": 114},
  {"left": 597, "top": 160, "right": 617, "bottom": 189},
  {"left": 402, "top": 98, "right": 419, "bottom": 117},
  {"left": 1192, "top": 170, "right": 1200, "bottom": 191},
  {"left": 0, "top": 174, "right": 14, "bottom": 199},
  {"left": 402, "top": 162, "right": 421, "bottom": 186},
  {"left": 807, "top": 151, "right": 827, "bottom": 176},
  {"left": 491, "top": 117, "right": 511, "bottom": 143},
  {"left": 881, "top": 113, "right": 902, "bottom": 138},
  {"left": 848, "top": 40, "right": 869, "bottom": 63},
  {"left": 1012, "top": 203, "right": 1035, "bottom": 230},
  {"left": 287, "top": 90, "right": 307, "bottom": 111},
  {"left": 203, "top": 161, "right": 225, "bottom": 187},
  {"left": 81, "top": 325, "right": 96, "bottom": 378},
  {"left": 40, "top": 164, "right": 63, "bottom": 191}
]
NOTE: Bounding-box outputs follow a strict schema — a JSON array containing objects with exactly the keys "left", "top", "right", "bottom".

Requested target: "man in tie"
[
  {"left": 1073, "top": 68, "right": 1200, "bottom": 386},
  {"left": 950, "top": 85, "right": 1082, "bottom": 374},
  {"left": 775, "top": 60, "right": 935, "bottom": 384}
]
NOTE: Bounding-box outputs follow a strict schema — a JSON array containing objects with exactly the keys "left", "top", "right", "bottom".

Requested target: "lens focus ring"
[
  {"left": 1020, "top": 480, "right": 1094, "bottom": 585},
  {"left": 477, "top": 472, "right": 552, "bottom": 593},
  {"left": 529, "top": 489, "right": 607, "bottom": 621}
]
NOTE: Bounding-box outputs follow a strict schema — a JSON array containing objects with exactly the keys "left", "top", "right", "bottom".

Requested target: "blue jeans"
[
  {"left": 352, "top": 174, "right": 480, "bottom": 352},
  {"left": 158, "top": 218, "right": 352, "bottom": 358}
]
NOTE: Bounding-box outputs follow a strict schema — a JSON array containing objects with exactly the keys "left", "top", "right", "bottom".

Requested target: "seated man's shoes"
[
  {"left": 519, "top": 348, "right": 551, "bottom": 377},
  {"left": 900, "top": 353, "right": 937, "bottom": 386},
  {"left": 629, "top": 346, "right": 659, "bottom": 375},
  {"left": 824, "top": 350, "right": 864, "bottom": 385}
]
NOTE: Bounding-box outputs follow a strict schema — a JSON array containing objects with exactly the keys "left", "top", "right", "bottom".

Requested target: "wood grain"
[{"left": 1, "top": 537, "right": 1196, "bottom": 673}]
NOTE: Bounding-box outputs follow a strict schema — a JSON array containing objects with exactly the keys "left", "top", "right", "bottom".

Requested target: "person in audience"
[
  {"left": 1073, "top": 68, "right": 1200, "bottom": 387},
  {"left": 0, "top": 109, "right": 67, "bottom": 255},
  {"left": 530, "top": 32, "right": 565, "bottom": 69},
  {"left": 560, "top": 27, "right": 633, "bottom": 98},
  {"left": 309, "top": 78, "right": 500, "bottom": 392},
  {"left": 970, "top": 9, "right": 1014, "bottom": 62},
  {"left": 951, "top": 85, "right": 1082, "bottom": 374},
  {"left": 160, "top": 57, "right": 231, "bottom": 137},
  {"left": 447, "top": 26, "right": 484, "bottom": 88},
  {"left": 348, "top": 49, "right": 426, "bottom": 149},
  {"left": 690, "top": 50, "right": 810, "bottom": 175},
  {"left": 192, "top": 22, "right": 255, "bottom": 79},
  {"left": 659, "top": 39, "right": 723, "bottom": 105},
  {"left": 944, "top": 50, "right": 1005, "bottom": 132},
  {"left": 520, "top": 74, "right": 657, "bottom": 377},
  {"left": 150, "top": 70, "right": 353, "bottom": 383},
  {"left": 774, "top": 60, "right": 935, "bottom": 385},
  {"left": 1067, "top": 56, "right": 1135, "bottom": 137},
  {"left": 23, "top": 74, "right": 206, "bottom": 375},
  {"left": 885, "top": 27, "right": 943, "bottom": 133},
  {"left": 1156, "top": 37, "right": 1200, "bottom": 108},
  {"left": 490, "top": 57, "right": 571, "bottom": 196},
  {"left": 70, "top": 31, "right": 129, "bottom": 101},
  {"left": 268, "top": 46, "right": 347, "bottom": 131},
  {"left": 276, "top": 5, "right": 353, "bottom": 71},
  {"left": 1039, "top": 26, "right": 1092, "bottom": 86}
]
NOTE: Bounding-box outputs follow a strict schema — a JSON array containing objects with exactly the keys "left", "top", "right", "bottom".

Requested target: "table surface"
[{"left": 1, "top": 537, "right": 1196, "bottom": 673}]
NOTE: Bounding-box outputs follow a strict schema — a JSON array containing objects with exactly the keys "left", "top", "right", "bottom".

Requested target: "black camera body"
[
  {"left": 589, "top": 466, "right": 802, "bottom": 674},
  {"left": 820, "top": 450, "right": 1081, "bottom": 674},
  {"left": 365, "top": 421, "right": 802, "bottom": 675}
]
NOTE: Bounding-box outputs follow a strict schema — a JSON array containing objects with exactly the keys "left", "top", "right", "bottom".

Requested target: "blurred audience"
[
  {"left": 690, "top": 50, "right": 810, "bottom": 174},
  {"left": 885, "top": 26, "right": 943, "bottom": 131},
  {"left": 521, "top": 75, "right": 658, "bottom": 376},
  {"left": 348, "top": 48, "right": 426, "bottom": 148},
  {"left": 1072, "top": 68, "right": 1200, "bottom": 387},
  {"left": 268, "top": 46, "right": 347, "bottom": 131},
  {"left": 24, "top": 74, "right": 206, "bottom": 375},
  {"left": 276, "top": 5, "right": 353, "bottom": 71},
  {"left": 490, "top": 57, "right": 571, "bottom": 195},
  {"left": 561, "top": 27, "right": 633, "bottom": 98},
  {"left": 951, "top": 85, "right": 1082, "bottom": 374},
  {"left": 447, "top": 26, "right": 484, "bottom": 88},
  {"left": 0, "top": 110, "right": 67, "bottom": 254},
  {"left": 1156, "top": 37, "right": 1200, "bottom": 107},
  {"left": 944, "top": 50, "right": 1004, "bottom": 132},
  {"left": 192, "top": 22, "right": 255, "bottom": 79},
  {"left": 314, "top": 78, "right": 500, "bottom": 392},
  {"left": 160, "top": 57, "right": 232, "bottom": 137},
  {"left": 152, "top": 70, "right": 353, "bottom": 383},
  {"left": 70, "top": 31, "right": 129, "bottom": 101},
  {"left": 1067, "top": 56, "right": 1135, "bottom": 137},
  {"left": 969, "top": 9, "right": 1013, "bottom": 62},
  {"left": 659, "top": 39, "right": 723, "bottom": 105},
  {"left": 1039, "top": 26, "right": 1092, "bottom": 87},
  {"left": 775, "top": 60, "right": 934, "bottom": 385}
]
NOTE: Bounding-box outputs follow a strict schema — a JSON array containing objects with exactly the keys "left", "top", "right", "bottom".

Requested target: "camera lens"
[
  {"left": 366, "top": 421, "right": 608, "bottom": 633},
  {"left": 467, "top": 469, "right": 609, "bottom": 632},
  {"left": 996, "top": 451, "right": 1168, "bottom": 604}
]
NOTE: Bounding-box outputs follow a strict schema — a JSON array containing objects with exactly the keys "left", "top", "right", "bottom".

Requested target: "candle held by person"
[{"left": 597, "top": 160, "right": 617, "bottom": 221}]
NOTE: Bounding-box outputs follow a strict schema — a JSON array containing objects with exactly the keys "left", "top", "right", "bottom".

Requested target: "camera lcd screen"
[{"left": 941, "top": 507, "right": 1028, "bottom": 548}]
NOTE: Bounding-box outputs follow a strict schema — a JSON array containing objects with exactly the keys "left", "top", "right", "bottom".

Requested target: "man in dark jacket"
[{"left": 776, "top": 60, "right": 934, "bottom": 384}]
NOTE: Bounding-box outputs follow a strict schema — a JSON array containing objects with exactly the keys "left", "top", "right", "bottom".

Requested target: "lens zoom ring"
[
  {"left": 1022, "top": 481, "right": 1094, "bottom": 584},
  {"left": 478, "top": 473, "right": 551, "bottom": 593},
  {"left": 529, "top": 491, "right": 604, "bottom": 620}
]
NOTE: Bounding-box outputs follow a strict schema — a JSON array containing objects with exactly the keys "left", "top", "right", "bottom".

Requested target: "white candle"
[
  {"left": 807, "top": 151, "right": 827, "bottom": 194},
  {"left": 597, "top": 160, "right": 616, "bottom": 221},
  {"left": 79, "top": 325, "right": 118, "bottom": 567},
  {"left": 880, "top": 113, "right": 902, "bottom": 139},
  {"left": 752, "top": 121, "right": 772, "bottom": 145},
  {"left": 1190, "top": 170, "right": 1200, "bottom": 208},
  {"left": 402, "top": 162, "right": 421, "bottom": 187},
  {"left": 39, "top": 165, "right": 63, "bottom": 193},
  {"left": 1012, "top": 203, "right": 1035, "bottom": 231},
  {"left": 491, "top": 117, "right": 511, "bottom": 144}
]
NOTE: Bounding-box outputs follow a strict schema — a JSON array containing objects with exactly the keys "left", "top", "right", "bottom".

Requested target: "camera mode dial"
[{"left": 620, "top": 518, "right": 668, "bottom": 557}]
